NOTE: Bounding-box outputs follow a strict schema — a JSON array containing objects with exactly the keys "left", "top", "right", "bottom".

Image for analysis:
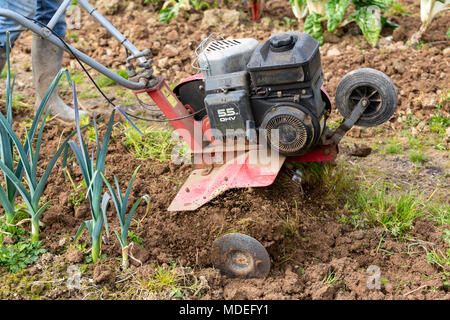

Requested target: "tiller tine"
[{"left": 168, "top": 149, "right": 286, "bottom": 211}]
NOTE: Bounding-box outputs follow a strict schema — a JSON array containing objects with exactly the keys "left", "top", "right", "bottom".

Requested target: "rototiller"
[{"left": 0, "top": 0, "right": 397, "bottom": 278}]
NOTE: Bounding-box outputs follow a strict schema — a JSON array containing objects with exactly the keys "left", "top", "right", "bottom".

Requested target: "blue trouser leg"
[
  {"left": 35, "top": 0, "right": 67, "bottom": 38},
  {"left": 0, "top": 0, "right": 67, "bottom": 48},
  {"left": 0, "top": 0, "right": 37, "bottom": 48}
]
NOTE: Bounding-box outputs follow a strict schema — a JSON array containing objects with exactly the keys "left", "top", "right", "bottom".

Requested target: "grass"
[
  {"left": 409, "top": 150, "right": 426, "bottom": 164},
  {"left": 11, "top": 93, "right": 29, "bottom": 111},
  {"left": 117, "top": 121, "right": 188, "bottom": 162},
  {"left": 96, "top": 70, "right": 128, "bottom": 88},
  {"left": 387, "top": 1, "right": 411, "bottom": 17},
  {"left": 300, "top": 161, "right": 449, "bottom": 239},
  {"left": 78, "top": 91, "right": 99, "bottom": 99},
  {"left": 139, "top": 261, "right": 202, "bottom": 298},
  {"left": 383, "top": 138, "right": 403, "bottom": 154},
  {"left": 322, "top": 270, "right": 339, "bottom": 285}
]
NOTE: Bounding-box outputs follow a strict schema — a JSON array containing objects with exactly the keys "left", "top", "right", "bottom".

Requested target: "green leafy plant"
[
  {"left": 0, "top": 241, "right": 46, "bottom": 273},
  {"left": 64, "top": 168, "right": 86, "bottom": 207},
  {"left": 296, "top": 0, "right": 394, "bottom": 46},
  {"left": 290, "top": 0, "right": 309, "bottom": 20},
  {"left": 191, "top": 0, "right": 209, "bottom": 9},
  {"left": 159, "top": 0, "right": 191, "bottom": 23},
  {"left": 0, "top": 36, "right": 78, "bottom": 241},
  {"left": 101, "top": 166, "right": 144, "bottom": 268},
  {"left": 70, "top": 84, "right": 114, "bottom": 263},
  {"left": 410, "top": 0, "right": 450, "bottom": 46}
]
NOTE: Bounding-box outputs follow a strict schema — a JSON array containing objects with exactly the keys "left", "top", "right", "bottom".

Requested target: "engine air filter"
[{"left": 262, "top": 107, "right": 314, "bottom": 156}]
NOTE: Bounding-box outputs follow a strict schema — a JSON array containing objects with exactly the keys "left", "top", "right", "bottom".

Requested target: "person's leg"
[
  {"left": 0, "top": 0, "right": 37, "bottom": 70},
  {"left": 32, "top": 0, "right": 86, "bottom": 121},
  {"left": 35, "top": 0, "right": 66, "bottom": 37}
]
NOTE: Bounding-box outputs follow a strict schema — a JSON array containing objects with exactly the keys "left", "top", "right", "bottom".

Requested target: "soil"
[{"left": 0, "top": 0, "right": 448, "bottom": 300}]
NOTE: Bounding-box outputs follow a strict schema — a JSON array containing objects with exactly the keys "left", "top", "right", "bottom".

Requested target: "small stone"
[
  {"left": 163, "top": 44, "right": 180, "bottom": 58},
  {"left": 58, "top": 237, "right": 67, "bottom": 248},
  {"left": 188, "top": 13, "right": 202, "bottom": 22},
  {"left": 166, "top": 30, "right": 179, "bottom": 42},
  {"left": 327, "top": 47, "right": 341, "bottom": 57},
  {"left": 157, "top": 57, "right": 169, "bottom": 69},
  {"left": 97, "top": 0, "right": 122, "bottom": 15},
  {"left": 443, "top": 47, "right": 450, "bottom": 57}
]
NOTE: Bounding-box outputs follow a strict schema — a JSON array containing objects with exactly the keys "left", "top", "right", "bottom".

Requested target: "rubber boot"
[{"left": 32, "top": 33, "right": 88, "bottom": 122}]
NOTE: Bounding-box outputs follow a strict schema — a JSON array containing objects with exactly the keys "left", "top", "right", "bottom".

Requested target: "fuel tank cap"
[{"left": 269, "top": 33, "right": 295, "bottom": 52}]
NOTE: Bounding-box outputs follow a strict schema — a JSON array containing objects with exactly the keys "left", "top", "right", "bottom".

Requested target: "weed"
[
  {"left": 409, "top": 150, "right": 426, "bottom": 164},
  {"left": 139, "top": 261, "right": 201, "bottom": 298},
  {"left": 78, "top": 91, "right": 99, "bottom": 99},
  {"left": 426, "top": 248, "right": 450, "bottom": 270},
  {"left": 96, "top": 74, "right": 116, "bottom": 87},
  {"left": 345, "top": 183, "right": 424, "bottom": 238},
  {"left": 322, "top": 270, "right": 339, "bottom": 285},
  {"left": 67, "top": 30, "right": 79, "bottom": 43},
  {"left": 118, "top": 121, "right": 187, "bottom": 162},
  {"left": 96, "top": 70, "right": 127, "bottom": 88},
  {"left": 129, "top": 230, "right": 144, "bottom": 247},
  {"left": 69, "top": 70, "right": 85, "bottom": 85},
  {"left": 429, "top": 112, "right": 449, "bottom": 138},
  {"left": 0, "top": 241, "right": 46, "bottom": 273},
  {"left": 387, "top": 1, "right": 411, "bottom": 17},
  {"left": 64, "top": 168, "right": 86, "bottom": 207},
  {"left": 442, "top": 229, "right": 450, "bottom": 245}
]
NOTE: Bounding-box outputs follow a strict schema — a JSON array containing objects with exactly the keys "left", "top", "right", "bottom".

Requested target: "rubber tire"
[{"left": 335, "top": 68, "right": 398, "bottom": 127}]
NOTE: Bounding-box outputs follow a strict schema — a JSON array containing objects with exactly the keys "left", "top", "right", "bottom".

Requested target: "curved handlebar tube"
[{"left": 0, "top": 8, "right": 149, "bottom": 91}]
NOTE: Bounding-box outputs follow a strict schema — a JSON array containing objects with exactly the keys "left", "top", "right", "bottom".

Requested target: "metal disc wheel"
[
  {"left": 212, "top": 233, "right": 270, "bottom": 278},
  {"left": 335, "top": 68, "right": 398, "bottom": 127}
]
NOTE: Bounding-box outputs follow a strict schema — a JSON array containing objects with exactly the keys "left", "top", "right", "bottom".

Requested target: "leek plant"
[
  {"left": 0, "top": 34, "right": 78, "bottom": 241},
  {"left": 70, "top": 83, "right": 114, "bottom": 263},
  {"left": 101, "top": 166, "right": 143, "bottom": 268},
  {"left": 0, "top": 33, "right": 19, "bottom": 224}
]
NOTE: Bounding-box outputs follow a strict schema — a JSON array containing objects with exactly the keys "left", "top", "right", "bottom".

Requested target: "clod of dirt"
[
  {"left": 201, "top": 9, "right": 244, "bottom": 29},
  {"left": 93, "top": 265, "right": 115, "bottom": 285},
  {"left": 223, "top": 280, "right": 265, "bottom": 300},
  {"left": 97, "top": 0, "right": 123, "bottom": 15},
  {"left": 282, "top": 268, "right": 301, "bottom": 294},
  {"left": 347, "top": 144, "right": 372, "bottom": 157},
  {"left": 392, "top": 27, "right": 407, "bottom": 42},
  {"left": 309, "top": 282, "right": 338, "bottom": 300},
  {"left": 65, "top": 249, "right": 84, "bottom": 264},
  {"left": 129, "top": 243, "right": 150, "bottom": 267}
]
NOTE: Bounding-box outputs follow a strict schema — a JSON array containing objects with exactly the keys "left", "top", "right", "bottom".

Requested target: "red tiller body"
[{"left": 135, "top": 76, "right": 338, "bottom": 211}]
